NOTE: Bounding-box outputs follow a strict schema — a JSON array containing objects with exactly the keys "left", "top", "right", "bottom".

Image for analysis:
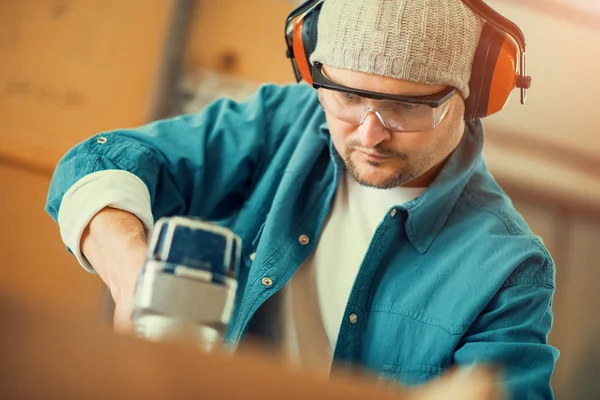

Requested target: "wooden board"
[
  {"left": 0, "top": 0, "right": 175, "bottom": 173},
  {"left": 550, "top": 216, "right": 600, "bottom": 397},
  {"left": 183, "top": 0, "right": 296, "bottom": 84},
  {"left": 0, "top": 163, "right": 103, "bottom": 312},
  {"left": 0, "top": 293, "right": 502, "bottom": 399}
]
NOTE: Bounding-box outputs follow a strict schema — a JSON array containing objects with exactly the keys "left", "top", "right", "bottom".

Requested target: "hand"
[{"left": 108, "top": 241, "right": 147, "bottom": 334}]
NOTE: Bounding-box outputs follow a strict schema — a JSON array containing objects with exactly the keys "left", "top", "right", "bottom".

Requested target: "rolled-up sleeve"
[{"left": 56, "top": 170, "right": 154, "bottom": 271}]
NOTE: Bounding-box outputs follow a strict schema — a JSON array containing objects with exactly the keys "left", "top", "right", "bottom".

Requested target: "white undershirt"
[
  {"left": 280, "top": 170, "right": 425, "bottom": 374},
  {"left": 58, "top": 169, "right": 425, "bottom": 375}
]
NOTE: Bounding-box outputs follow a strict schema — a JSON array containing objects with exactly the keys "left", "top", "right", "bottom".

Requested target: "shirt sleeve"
[
  {"left": 45, "top": 83, "right": 320, "bottom": 264},
  {"left": 46, "top": 85, "right": 318, "bottom": 241},
  {"left": 452, "top": 258, "right": 560, "bottom": 400},
  {"left": 57, "top": 170, "right": 154, "bottom": 272}
]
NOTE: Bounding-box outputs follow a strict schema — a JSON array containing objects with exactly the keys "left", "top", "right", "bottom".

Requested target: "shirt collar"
[
  {"left": 401, "top": 120, "right": 484, "bottom": 253},
  {"left": 322, "top": 119, "right": 485, "bottom": 254}
]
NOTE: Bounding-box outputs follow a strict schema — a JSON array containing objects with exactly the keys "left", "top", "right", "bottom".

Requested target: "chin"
[
  {"left": 346, "top": 155, "right": 407, "bottom": 189},
  {"left": 353, "top": 176, "right": 392, "bottom": 189}
]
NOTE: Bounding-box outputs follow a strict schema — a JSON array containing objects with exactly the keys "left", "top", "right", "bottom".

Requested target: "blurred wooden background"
[
  {"left": 0, "top": 0, "right": 177, "bottom": 313},
  {"left": 1, "top": 1, "right": 598, "bottom": 398}
]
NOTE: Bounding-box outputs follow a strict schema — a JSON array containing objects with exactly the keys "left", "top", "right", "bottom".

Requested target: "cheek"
[
  {"left": 325, "top": 115, "right": 354, "bottom": 157},
  {"left": 436, "top": 99, "right": 466, "bottom": 153},
  {"left": 420, "top": 98, "right": 465, "bottom": 149},
  {"left": 394, "top": 132, "right": 436, "bottom": 152}
]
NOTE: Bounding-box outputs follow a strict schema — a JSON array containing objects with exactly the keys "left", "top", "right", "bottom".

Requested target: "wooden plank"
[
  {"left": 549, "top": 215, "right": 600, "bottom": 397},
  {"left": 183, "top": 0, "right": 296, "bottom": 84},
  {"left": 0, "top": 293, "right": 502, "bottom": 399},
  {"left": 0, "top": 162, "right": 103, "bottom": 311},
  {"left": 0, "top": 0, "right": 176, "bottom": 172}
]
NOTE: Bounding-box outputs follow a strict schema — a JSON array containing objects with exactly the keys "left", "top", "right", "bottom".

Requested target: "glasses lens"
[{"left": 318, "top": 88, "right": 451, "bottom": 132}]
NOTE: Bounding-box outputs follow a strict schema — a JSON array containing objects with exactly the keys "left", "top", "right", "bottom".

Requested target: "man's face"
[{"left": 322, "top": 65, "right": 466, "bottom": 189}]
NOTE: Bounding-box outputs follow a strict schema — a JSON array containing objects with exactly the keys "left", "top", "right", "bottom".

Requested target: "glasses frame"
[{"left": 311, "top": 62, "right": 457, "bottom": 107}]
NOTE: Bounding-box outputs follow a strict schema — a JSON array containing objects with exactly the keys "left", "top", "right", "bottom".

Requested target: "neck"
[{"left": 402, "top": 157, "right": 448, "bottom": 188}]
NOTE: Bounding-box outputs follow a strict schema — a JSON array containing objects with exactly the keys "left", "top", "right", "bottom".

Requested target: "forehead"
[{"left": 321, "top": 64, "right": 447, "bottom": 97}]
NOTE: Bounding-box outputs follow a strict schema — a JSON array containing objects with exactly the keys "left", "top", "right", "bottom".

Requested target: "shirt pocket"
[{"left": 377, "top": 364, "right": 447, "bottom": 388}]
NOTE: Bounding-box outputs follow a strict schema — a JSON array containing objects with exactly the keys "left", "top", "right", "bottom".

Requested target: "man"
[{"left": 46, "top": 0, "right": 559, "bottom": 398}]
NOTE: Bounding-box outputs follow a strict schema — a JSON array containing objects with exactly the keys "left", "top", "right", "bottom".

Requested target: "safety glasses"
[{"left": 312, "top": 62, "right": 457, "bottom": 132}]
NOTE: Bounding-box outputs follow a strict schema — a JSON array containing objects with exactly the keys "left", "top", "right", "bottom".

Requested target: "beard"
[
  {"left": 338, "top": 97, "right": 464, "bottom": 190},
  {"left": 343, "top": 141, "right": 418, "bottom": 189}
]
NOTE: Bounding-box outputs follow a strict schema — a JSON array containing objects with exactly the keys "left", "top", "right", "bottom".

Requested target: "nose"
[{"left": 357, "top": 111, "right": 392, "bottom": 149}]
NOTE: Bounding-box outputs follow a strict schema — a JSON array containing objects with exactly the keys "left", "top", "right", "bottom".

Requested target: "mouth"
[{"left": 355, "top": 149, "right": 394, "bottom": 162}]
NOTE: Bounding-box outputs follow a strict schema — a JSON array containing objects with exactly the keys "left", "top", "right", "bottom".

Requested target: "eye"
[
  {"left": 390, "top": 102, "right": 424, "bottom": 114},
  {"left": 399, "top": 103, "right": 419, "bottom": 111},
  {"left": 338, "top": 92, "right": 361, "bottom": 103}
]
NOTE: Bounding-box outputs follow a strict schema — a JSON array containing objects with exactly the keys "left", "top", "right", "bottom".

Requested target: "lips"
[{"left": 356, "top": 149, "right": 393, "bottom": 161}]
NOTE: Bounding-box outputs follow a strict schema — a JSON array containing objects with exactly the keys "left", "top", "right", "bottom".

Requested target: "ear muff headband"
[{"left": 285, "top": 0, "right": 530, "bottom": 119}]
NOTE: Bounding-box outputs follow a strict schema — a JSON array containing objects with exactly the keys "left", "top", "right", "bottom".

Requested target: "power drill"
[{"left": 131, "top": 216, "right": 241, "bottom": 352}]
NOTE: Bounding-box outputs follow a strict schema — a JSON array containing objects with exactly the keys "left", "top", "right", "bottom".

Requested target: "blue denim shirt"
[{"left": 46, "top": 83, "right": 559, "bottom": 399}]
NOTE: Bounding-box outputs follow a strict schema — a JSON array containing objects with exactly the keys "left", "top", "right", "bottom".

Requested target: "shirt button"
[
  {"left": 349, "top": 313, "right": 358, "bottom": 324},
  {"left": 249, "top": 252, "right": 256, "bottom": 261},
  {"left": 261, "top": 277, "right": 273, "bottom": 287},
  {"left": 97, "top": 136, "right": 108, "bottom": 144},
  {"left": 298, "top": 234, "right": 310, "bottom": 245},
  {"left": 390, "top": 209, "right": 397, "bottom": 218}
]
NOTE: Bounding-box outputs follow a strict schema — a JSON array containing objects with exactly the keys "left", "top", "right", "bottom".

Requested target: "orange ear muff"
[
  {"left": 466, "top": 21, "right": 520, "bottom": 120},
  {"left": 292, "top": 15, "right": 313, "bottom": 85},
  {"left": 487, "top": 34, "right": 519, "bottom": 116}
]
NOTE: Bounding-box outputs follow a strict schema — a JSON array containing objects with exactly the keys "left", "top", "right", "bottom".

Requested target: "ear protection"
[{"left": 284, "top": 0, "right": 531, "bottom": 120}]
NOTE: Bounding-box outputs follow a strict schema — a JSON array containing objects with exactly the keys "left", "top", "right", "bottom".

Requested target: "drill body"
[{"left": 131, "top": 216, "right": 241, "bottom": 351}]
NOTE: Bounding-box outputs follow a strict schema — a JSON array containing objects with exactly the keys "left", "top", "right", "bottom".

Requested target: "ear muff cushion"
[
  {"left": 466, "top": 22, "right": 504, "bottom": 120},
  {"left": 292, "top": 17, "right": 312, "bottom": 84},
  {"left": 302, "top": 7, "right": 320, "bottom": 68},
  {"left": 291, "top": 5, "right": 321, "bottom": 85},
  {"left": 291, "top": 5, "right": 320, "bottom": 85}
]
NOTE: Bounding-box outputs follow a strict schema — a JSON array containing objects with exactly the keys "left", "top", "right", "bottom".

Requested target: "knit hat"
[{"left": 309, "top": 0, "right": 484, "bottom": 99}]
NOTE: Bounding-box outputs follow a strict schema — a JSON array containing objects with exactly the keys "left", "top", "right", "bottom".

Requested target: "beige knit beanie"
[{"left": 309, "top": 0, "right": 484, "bottom": 99}]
